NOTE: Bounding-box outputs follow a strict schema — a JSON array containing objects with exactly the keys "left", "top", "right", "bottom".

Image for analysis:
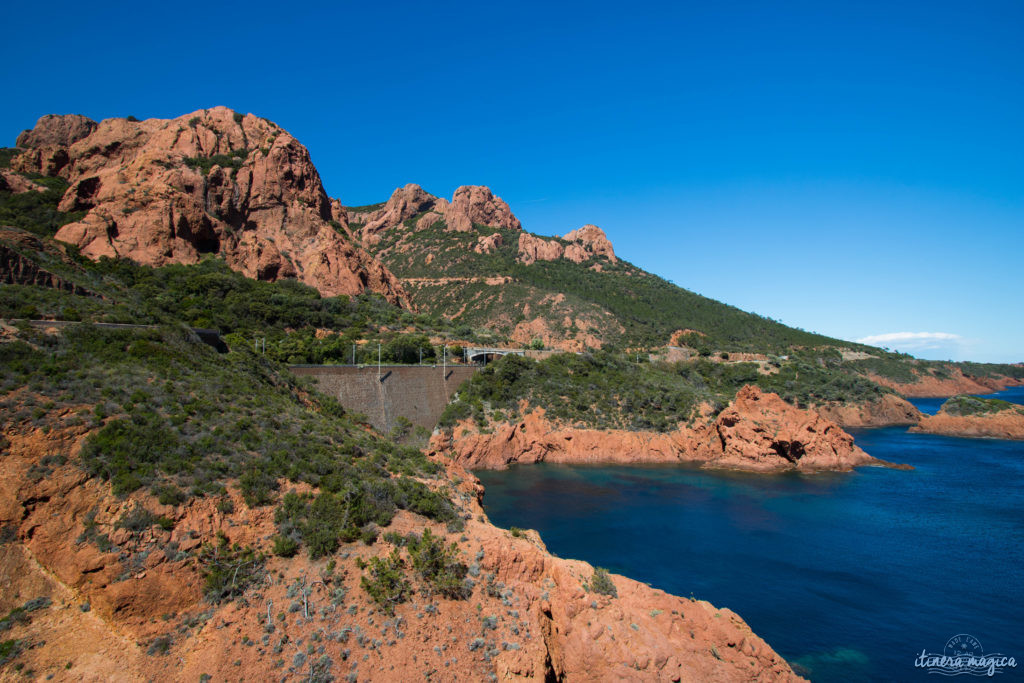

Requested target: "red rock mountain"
[{"left": 13, "top": 108, "right": 408, "bottom": 303}]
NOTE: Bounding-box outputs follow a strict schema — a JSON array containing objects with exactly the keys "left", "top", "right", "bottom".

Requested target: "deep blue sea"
[{"left": 476, "top": 386, "right": 1024, "bottom": 682}]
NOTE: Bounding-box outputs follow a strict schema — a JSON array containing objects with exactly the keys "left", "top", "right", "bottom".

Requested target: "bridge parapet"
[{"left": 465, "top": 347, "right": 526, "bottom": 364}]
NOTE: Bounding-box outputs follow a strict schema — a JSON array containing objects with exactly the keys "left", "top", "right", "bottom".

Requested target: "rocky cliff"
[
  {"left": 813, "top": 394, "right": 923, "bottom": 429},
  {"left": 867, "top": 369, "right": 1024, "bottom": 398},
  {"left": 12, "top": 108, "right": 408, "bottom": 303},
  {"left": 437, "top": 386, "right": 907, "bottom": 473},
  {"left": 0, "top": 396, "right": 801, "bottom": 682},
  {"left": 911, "top": 396, "right": 1024, "bottom": 440}
]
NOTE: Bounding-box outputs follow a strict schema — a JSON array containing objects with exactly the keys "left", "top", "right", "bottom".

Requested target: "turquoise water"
[{"left": 476, "top": 419, "right": 1024, "bottom": 681}]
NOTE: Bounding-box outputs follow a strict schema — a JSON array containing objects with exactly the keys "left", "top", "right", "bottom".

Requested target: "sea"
[{"left": 475, "top": 386, "right": 1024, "bottom": 682}]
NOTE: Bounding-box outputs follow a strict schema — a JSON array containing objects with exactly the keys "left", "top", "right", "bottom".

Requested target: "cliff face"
[
  {"left": 13, "top": 108, "right": 408, "bottom": 303},
  {"left": 868, "top": 369, "right": 1024, "bottom": 398},
  {"left": 437, "top": 386, "right": 906, "bottom": 473},
  {"left": 0, "top": 405, "right": 801, "bottom": 681},
  {"left": 813, "top": 394, "right": 923, "bottom": 428},
  {"left": 911, "top": 400, "right": 1024, "bottom": 440}
]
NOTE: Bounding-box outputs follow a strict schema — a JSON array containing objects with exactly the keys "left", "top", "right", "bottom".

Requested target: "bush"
[
  {"left": 114, "top": 505, "right": 157, "bottom": 533},
  {"left": 197, "top": 535, "right": 265, "bottom": 603},
  {"left": 407, "top": 528, "right": 470, "bottom": 599},
  {"left": 359, "top": 550, "right": 410, "bottom": 615},
  {"left": 941, "top": 395, "right": 1019, "bottom": 417},
  {"left": 272, "top": 534, "right": 299, "bottom": 558},
  {"left": 80, "top": 413, "right": 186, "bottom": 496},
  {"left": 590, "top": 568, "right": 617, "bottom": 597}
]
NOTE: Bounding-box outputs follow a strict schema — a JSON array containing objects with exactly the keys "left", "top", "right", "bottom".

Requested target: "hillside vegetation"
[
  {"left": 364, "top": 218, "right": 846, "bottom": 353},
  {"left": 0, "top": 324, "right": 458, "bottom": 548}
]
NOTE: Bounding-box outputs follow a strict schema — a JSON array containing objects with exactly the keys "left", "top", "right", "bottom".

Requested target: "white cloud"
[
  {"left": 856, "top": 331, "right": 962, "bottom": 347},
  {"left": 855, "top": 332, "right": 971, "bottom": 358}
]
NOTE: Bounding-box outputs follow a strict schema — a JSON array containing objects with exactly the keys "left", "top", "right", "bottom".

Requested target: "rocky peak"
[
  {"left": 13, "top": 114, "right": 98, "bottom": 176},
  {"left": 564, "top": 224, "right": 616, "bottom": 263},
  {"left": 347, "top": 183, "right": 522, "bottom": 245},
  {"left": 12, "top": 107, "right": 408, "bottom": 303},
  {"left": 442, "top": 185, "right": 521, "bottom": 232},
  {"left": 352, "top": 183, "right": 438, "bottom": 240},
  {"left": 515, "top": 224, "right": 617, "bottom": 266},
  {"left": 16, "top": 114, "right": 98, "bottom": 150}
]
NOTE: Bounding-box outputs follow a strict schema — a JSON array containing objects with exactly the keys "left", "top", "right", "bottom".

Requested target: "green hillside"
[{"left": 361, "top": 216, "right": 853, "bottom": 353}]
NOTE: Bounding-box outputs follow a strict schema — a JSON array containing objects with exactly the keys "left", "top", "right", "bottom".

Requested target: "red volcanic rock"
[
  {"left": 564, "top": 223, "right": 617, "bottom": 263},
  {"left": 473, "top": 232, "right": 504, "bottom": 254},
  {"left": 866, "top": 368, "right": 1024, "bottom": 398},
  {"left": 16, "top": 114, "right": 97, "bottom": 149},
  {"left": 814, "top": 394, "right": 923, "bottom": 428},
  {"left": 517, "top": 232, "right": 564, "bottom": 265},
  {"left": 444, "top": 185, "right": 521, "bottom": 232},
  {"left": 13, "top": 114, "right": 98, "bottom": 176},
  {"left": 438, "top": 385, "right": 906, "bottom": 472},
  {"left": 354, "top": 183, "right": 437, "bottom": 239},
  {"left": 0, "top": 228, "right": 93, "bottom": 294},
  {"left": 0, "top": 397, "right": 803, "bottom": 682},
  {"left": 347, "top": 183, "right": 522, "bottom": 240},
  {"left": 516, "top": 224, "right": 618, "bottom": 265},
  {"left": 0, "top": 170, "right": 47, "bottom": 194},
  {"left": 711, "top": 386, "right": 883, "bottom": 471},
  {"left": 15, "top": 108, "right": 407, "bottom": 303},
  {"left": 911, "top": 402, "right": 1024, "bottom": 440}
]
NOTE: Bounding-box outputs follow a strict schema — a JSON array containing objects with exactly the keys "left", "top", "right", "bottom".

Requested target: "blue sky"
[{"left": 2, "top": 1, "right": 1021, "bottom": 361}]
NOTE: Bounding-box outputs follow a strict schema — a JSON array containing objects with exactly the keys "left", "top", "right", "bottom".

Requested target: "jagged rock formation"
[
  {"left": 516, "top": 232, "right": 565, "bottom": 265},
  {"left": 347, "top": 183, "right": 521, "bottom": 247},
  {"left": 12, "top": 108, "right": 408, "bottom": 303},
  {"left": 516, "top": 224, "right": 617, "bottom": 265},
  {"left": 437, "top": 385, "right": 908, "bottom": 473},
  {"left": 814, "top": 394, "right": 923, "bottom": 428},
  {"left": 473, "top": 232, "right": 504, "bottom": 254}
]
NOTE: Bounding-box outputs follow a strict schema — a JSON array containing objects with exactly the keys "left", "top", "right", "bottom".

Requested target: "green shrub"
[
  {"left": 590, "top": 568, "right": 617, "bottom": 597},
  {"left": 359, "top": 550, "right": 411, "bottom": 615},
  {"left": 197, "top": 535, "right": 264, "bottom": 603},
  {"left": 114, "top": 505, "right": 157, "bottom": 533},
  {"left": 272, "top": 534, "right": 299, "bottom": 558},
  {"left": 407, "top": 528, "right": 470, "bottom": 599},
  {"left": 941, "top": 395, "right": 1020, "bottom": 417}
]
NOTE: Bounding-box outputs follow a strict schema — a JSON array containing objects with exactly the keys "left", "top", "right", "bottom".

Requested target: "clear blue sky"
[{"left": 3, "top": 1, "right": 1021, "bottom": 361}]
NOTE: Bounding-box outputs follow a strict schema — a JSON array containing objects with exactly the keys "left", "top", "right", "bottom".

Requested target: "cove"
[{"left": 475, "top": 424, "right": 1024, "bottom": 681}]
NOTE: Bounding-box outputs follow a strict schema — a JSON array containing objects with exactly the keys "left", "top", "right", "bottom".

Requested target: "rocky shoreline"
[
  {"left": 0, "top": 416, "right": 804, "bottom": 681},
  {"left": 866, "top": 371, "right": 1024, "bottom": 399},
  {"left": 911, "top": 396, "right": 1024, "bottom": 440},
  {"left": 434, "top": 386, "right": 911, "bottom": 473}
]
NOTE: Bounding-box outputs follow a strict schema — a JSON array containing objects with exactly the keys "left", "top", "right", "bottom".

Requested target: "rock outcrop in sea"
[
  {"left": 437, "top": 385, "right": 909, "bottom": 472},
  {"left": 911, "top": 395, "right": 1024, "bottom": 440}
]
